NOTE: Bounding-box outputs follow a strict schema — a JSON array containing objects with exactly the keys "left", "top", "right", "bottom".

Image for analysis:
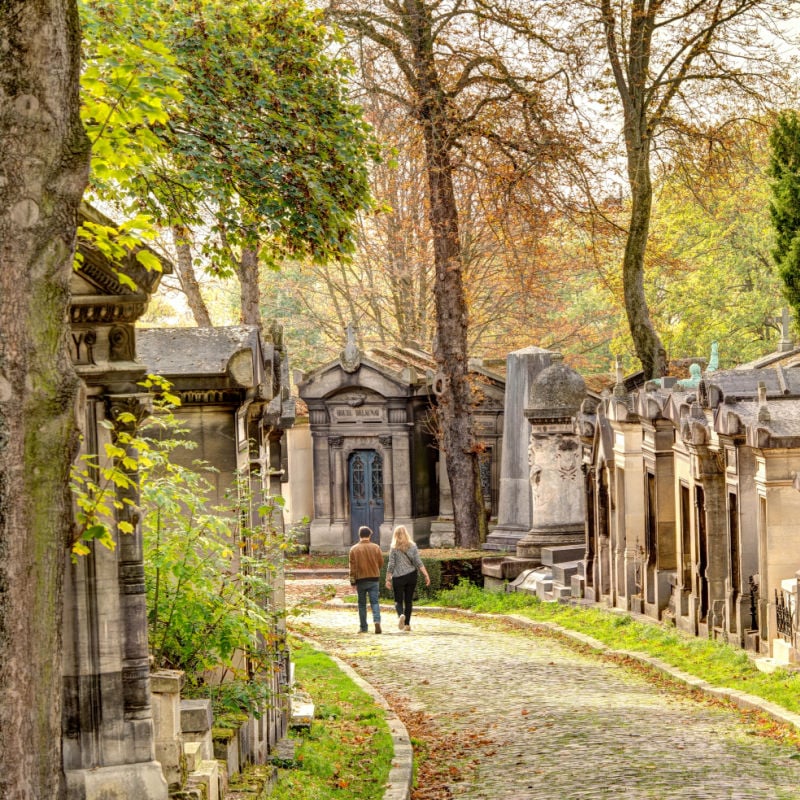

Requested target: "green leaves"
[{"left": 769, "top": 110, "right": 800, "bottom": 319}]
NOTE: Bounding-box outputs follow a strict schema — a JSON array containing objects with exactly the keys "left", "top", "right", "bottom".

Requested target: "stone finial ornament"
[
  {"left": 340, "top": 322, "right": 361, "bottom": 373},
  {"left": 757, "top": 381, "right": 771, "bottom": 423}
]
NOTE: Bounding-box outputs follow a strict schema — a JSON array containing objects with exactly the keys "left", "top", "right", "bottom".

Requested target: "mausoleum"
[{"left": 298, "top": 328, "right": 504, "bottom": 551}]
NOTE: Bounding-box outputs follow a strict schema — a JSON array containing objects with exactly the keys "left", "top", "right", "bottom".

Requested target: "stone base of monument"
[
  {"left": 481, "top": 556, "right": 540, "bottom": 592},
  {"left": 429, "top": 517, "right": 456, "bottom": 548},
  {"left": 309, "top": 521, "right": 351, "bottom": 554},
  {"left": 483, "top": 524, "right": 529, "bottom": 552},
  {"left": 515, "top": 527, "right": 584, "bottom": 561},
  {"left": 65, "top": 763, "right": 169, "bottom": 800}
]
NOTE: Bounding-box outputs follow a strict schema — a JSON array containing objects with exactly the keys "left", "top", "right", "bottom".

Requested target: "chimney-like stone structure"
[{"left": 484, "top": 346, "right": 553, "bottom": 551}]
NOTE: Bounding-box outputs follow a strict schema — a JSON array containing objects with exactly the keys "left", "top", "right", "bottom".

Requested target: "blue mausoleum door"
[{"left": 349, "top": 450, "right": 384, "bottom": 544}]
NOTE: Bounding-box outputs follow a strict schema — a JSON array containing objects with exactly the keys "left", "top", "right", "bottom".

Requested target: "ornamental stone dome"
[{"left": 526, "top": 353, "right": 586, "bottom": 420}]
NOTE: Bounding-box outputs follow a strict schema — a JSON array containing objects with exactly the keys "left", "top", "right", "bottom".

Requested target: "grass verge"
[
  {"left": 269, "top": 636, "right": 394, "bottom": 800},
  {"left": 434, "top": 581, "right": 800, "bottom": 715}
]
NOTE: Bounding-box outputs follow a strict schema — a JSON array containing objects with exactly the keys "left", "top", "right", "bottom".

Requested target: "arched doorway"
[{"left": 349, "top": 450, "right": 384, "bottom": 544}]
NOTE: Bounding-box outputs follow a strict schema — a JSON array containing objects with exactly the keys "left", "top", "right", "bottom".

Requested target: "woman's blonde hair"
[{"left": 390, "top": 525, "right": 413, "bottom": 552}]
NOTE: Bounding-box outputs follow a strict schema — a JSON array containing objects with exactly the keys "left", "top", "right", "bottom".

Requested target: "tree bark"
[
  {"left": 237, "top": 245, "right": 262, "bottom": 327},
  {"left": 405, "top": 0, "right": 481, "bottom": 548},
  {"left": 0, "top": 2, "right": 90, "bottom": 798},
  {"left": 172, "top": 226, "right": 212, "bottom": 327},
  {"left": 601, "top": 0, "right": 667, "bottom": 379},
  {"left": 622, "top": 139, "right": 667, "bottom": 379}
]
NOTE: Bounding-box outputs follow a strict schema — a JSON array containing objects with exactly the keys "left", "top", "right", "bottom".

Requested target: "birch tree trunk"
[{"left": 0, "top": 2, "right": 90, "bottom": 798}]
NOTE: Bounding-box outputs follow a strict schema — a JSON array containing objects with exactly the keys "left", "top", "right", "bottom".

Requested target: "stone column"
[
  {"left": 430, "top": 453, "right": 456, "bottom": 548},
  {"left": 378, "top": 433, "right": 394, "bottom": 550},
  {"left": 330, "top": 436, "right": 346, "bottom": 523},
  {"left": 485, "top": 346, "right": 553, "bottom": 551}
]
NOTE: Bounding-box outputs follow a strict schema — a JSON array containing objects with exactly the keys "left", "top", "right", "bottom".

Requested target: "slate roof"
[
  {"left": 705, "top": 366, "right": 800, "bottom": 402},
  {"left": 137, "top": 326, "right": 263, "bottom": 376}
]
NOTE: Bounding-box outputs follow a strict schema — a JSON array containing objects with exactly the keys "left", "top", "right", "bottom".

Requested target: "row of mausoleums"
[
  {"left": 577, "top": 348, "right": 800, "bottom": 662},
  {"left": 297, "top": 329, "right": 505, "bottom": 551}
]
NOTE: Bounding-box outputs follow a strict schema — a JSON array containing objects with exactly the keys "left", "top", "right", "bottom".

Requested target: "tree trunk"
[
  {"left": 172, "top": 226, "right": 212, "bottom": 326},
  {"left": 622, "top": 138, "right": 667, "bottom": 379},
  {"left": 0, "top": 2, "right": 90, "bottom": 798},
  {"left": 237, "top": 245, "right": 261, "bottom": 327},
  {"left": 406, "top": 0, "right": 481, "bottom": 548}
]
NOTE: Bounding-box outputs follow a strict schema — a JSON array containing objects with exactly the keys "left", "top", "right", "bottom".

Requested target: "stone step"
[
  {"left": 571, "top": 574, "right": 585, "bottom": 599},
  {"left": 541, "top": 545, "right": 585, "bottom": 566},
  {"left": 551, "top": 562, "right": 579, "bottom": 584}
]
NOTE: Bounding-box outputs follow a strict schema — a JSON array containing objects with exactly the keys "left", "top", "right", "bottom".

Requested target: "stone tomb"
[{"left": 64, "top": 205, "right": 171, "bottom": 799}]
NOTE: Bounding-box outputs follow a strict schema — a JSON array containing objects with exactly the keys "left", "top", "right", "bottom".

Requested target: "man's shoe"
[
  {"left": 398, "top": 614, "right": 405, "bottom": 630},
  {"left": 375, "top": 623, "right": 382, "bottom": 634}
]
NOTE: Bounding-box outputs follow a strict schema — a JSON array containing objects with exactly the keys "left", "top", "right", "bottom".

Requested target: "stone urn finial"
[{"left": 527, "top": 354, "right": 586, "bottom": 421}]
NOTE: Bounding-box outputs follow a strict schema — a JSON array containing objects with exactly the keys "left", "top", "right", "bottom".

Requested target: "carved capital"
[
  {"left": 378, "top": 434, "right": 393, "bottom": 448},
  {"left": 329, "top": 435, "right": 344, "bottom": 449},
  {"left": 104, "top": 393, "right": 151, "bottom": 436}
]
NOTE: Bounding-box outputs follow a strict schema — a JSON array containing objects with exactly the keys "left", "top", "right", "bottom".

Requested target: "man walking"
[{"left": 349, "top": 526, "right": 384, "bottom": 634}]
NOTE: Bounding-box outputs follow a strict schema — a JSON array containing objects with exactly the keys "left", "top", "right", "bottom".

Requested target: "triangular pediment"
[{"left": 298, "top": 356, "right": 414, "bottom": 401}]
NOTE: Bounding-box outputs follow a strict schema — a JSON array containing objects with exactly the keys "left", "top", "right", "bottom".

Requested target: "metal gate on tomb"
[{"left": 349, "top": 450, "right": 384, "bottom": 543}]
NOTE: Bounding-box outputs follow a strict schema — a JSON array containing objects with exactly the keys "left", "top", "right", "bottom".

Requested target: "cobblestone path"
[{"left": 293, "top": 603, "right": 800, "bottom": 800}]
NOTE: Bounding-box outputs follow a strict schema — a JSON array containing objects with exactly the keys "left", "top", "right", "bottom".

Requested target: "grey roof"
[
  {"left": 137, "top": 326, "right": 262, "bottom": 376},
  {"left": 705, "top": 366, "right": 800, "bottom": 401}
]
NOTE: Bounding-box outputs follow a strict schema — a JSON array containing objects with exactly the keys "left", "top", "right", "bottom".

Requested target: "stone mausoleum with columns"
[{"left": 298, "top": 329, "right": 505, "bottom": 552}]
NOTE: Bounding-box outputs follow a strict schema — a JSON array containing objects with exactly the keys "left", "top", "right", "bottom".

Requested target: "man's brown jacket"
[{"left": 349, "top": 539, "right": 384, "bottom": 582}]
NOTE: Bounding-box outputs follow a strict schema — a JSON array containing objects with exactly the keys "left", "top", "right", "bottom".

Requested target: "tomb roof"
[{"left": 137, "top": 326, "right": 265, "bottom": 377}]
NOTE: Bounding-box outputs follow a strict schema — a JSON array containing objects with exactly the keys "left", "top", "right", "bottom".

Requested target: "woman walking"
[{"left": 385, "top": 525, "right": 431, "bottom": 632}]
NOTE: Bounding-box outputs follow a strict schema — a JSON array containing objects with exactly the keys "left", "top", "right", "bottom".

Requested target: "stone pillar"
[
  {"left": 430, "top": 453, "right": 456, "bottom": 548},
  {"left": 378, "top": 435, "right": 395, "bottom": 547},
  {"left": 485, "top": 346, "right": 553, "bottom": 551},
  {"left": 63, "top": 396, "right": 168, "bottom": 800},
  {"left": 330, "top": 436, "right": 346, "bottom": 523},
  {"left": 516, "top": 355, "right": 586, "bottom": 561}
]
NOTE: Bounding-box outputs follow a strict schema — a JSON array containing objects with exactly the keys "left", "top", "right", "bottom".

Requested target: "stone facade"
[
  {"left": 64, "top": 206, "right": 170, "bottom": 799},
  {"left": 299, "top": 338, "right": 504, "bottom": 552},
  {"left": 578, "top": 348, "right": 800, "bottom": 660},
  {"left": 64, "top": 208, "right": 292, "bottom": 797}
]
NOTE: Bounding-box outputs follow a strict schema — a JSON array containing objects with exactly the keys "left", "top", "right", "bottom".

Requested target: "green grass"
[
  {"left": 268, "top": 637, "right": 394, "bottom": 800},
  {"left": 435, "top": 581, "right": 800, "bottom": 714}
]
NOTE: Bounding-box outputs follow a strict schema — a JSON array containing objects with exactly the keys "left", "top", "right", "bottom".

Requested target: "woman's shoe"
[
  {"left": 404, "top": 625, "right": 411, "bottom": 632},
  {"left": 398, "top": 614, "right": 405, "bottom": 630}
]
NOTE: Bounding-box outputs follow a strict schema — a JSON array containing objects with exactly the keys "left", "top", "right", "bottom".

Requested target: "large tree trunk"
[
  {"left": 172, "top": 226, "right": 212, "bottom": 326},
  {"left": 406, "top": 0, "right": 481, "bottom": 548},
  {"left": 237, "top": 245, "right": 261, "bottom": 327},
  {"left": 622, "top": 138, "right": 667, "bottom": 380},
  {"left": 0, "top": 2, "right": 90, "bottom": 798}
]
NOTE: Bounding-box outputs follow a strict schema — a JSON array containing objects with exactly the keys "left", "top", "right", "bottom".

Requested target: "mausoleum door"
[{"left": 349, "top": 450, "right": 384, "bottom": 544}]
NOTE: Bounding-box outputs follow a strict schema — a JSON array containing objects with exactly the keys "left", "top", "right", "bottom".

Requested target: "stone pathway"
[{"left": 291, "top": 600, "right": 800, "bottom": 800}]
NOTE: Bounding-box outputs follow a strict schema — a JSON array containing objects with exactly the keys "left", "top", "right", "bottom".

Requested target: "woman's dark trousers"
[{"left": 392, "top": 570, "right": 418, "bottom": 624}]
